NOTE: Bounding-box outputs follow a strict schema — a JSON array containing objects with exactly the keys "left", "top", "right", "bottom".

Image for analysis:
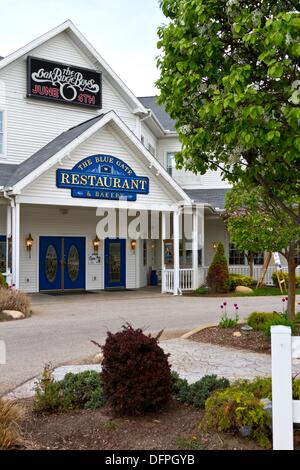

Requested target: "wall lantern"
[
  {"left": 26, "top": 234, "right": 34, "bottom": 258},
  {"left": 131, "top": 239, "right": 137, "bottom": 251},
  {"left": 93, "top": 235, "right": 100, "bottom": 253},
  {"left": 212, "top": 241, "right": 218, "bottom": 250}
]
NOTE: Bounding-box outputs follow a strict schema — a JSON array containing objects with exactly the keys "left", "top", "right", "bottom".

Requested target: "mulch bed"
[
  {"left": 190, "top": 324, "right": 271, "bottom": 354},
  {"left": 18, "top": 398, "right": 260, "bottom": 451}
]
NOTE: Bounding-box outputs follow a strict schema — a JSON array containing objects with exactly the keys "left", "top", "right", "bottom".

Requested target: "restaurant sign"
[
  {"left": 27, "top": 57, "right": 102, "bottom": 108},
  {"left": 56, "top": 155, "right": 149, "bottom": 201}
]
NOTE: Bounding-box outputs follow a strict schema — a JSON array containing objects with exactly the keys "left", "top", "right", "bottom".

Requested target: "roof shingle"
[
  {"left": 138, "top": 96, "right": 176, "bottom": 132},
  {"left": 7, "top": 114, "right": 105, "bottom": 187}
]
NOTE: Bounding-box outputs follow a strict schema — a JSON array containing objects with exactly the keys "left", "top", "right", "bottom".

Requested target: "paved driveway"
[{"left": 0, "top": 289, "right": 296, "bottom": 395}]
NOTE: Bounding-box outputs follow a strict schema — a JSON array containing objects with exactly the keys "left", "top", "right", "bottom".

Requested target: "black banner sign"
[{"left": 27, "top": 56, "right": 102, "bottom": 109}]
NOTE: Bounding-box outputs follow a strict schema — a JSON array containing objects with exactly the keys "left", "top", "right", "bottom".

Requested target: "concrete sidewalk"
[{"left": 1, "top": 289, "right": 298, "bottom": 395}]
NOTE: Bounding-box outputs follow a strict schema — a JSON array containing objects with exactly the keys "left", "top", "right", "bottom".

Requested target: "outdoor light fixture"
[
  {"left": 93, "top": 236, "right": 100, "bottom": 253},
  {"left": 212, "top": 241, "right": 218, "bottom": 250},
  {"left": 131, "top": 239, "right": 137, "bottom": 250},
  {"left": 26, "top": 234, "right": 34, "bottom": 258}
]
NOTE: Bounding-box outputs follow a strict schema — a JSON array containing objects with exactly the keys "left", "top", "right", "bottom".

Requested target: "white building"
[{"left": 0, "top": 20, "right": 270, "bottom": 295}]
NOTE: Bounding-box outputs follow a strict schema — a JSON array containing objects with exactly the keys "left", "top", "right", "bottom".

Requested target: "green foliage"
[
  {"left": 176, "top": 436, "right": 203, "bottom": 450},
  {"left": 100, "top": 324, "right": 172, "bottom": 416},
  {"left": 206, "top": 243, "right": 229, "bottom": 293},
  {"left": 247, "top": 312, "right": 281, "bottom": 331},
  {"left": 171, "top": 371, "right": 188, "bottom": 394},
  {"left": 0, "top": 273, "right": 8, "bottom": 289},
  {"left": 157, "top": 1, "right": 300, "bottom": 226},
  {"left": 272, "top": 271, "right": 300, "bottom": 288},
  {"left": 228, "top": 274, "right": 254, "bottom": 291},
  {"left": 263, "top": 316, "right": 297, "bottom": 337},
  {"left": 193, "top": 287, "right": 208, "bottom": 295},
  {"left": 34, "top": 364, "right": 105, "bottom": 412},
  {"left": 172, "top": 373, "right": 229, "bottom": 409},
  {"left": 296, "top": 312, "right": 300, "bottom": 323},
  {"left": 204, "top": 388, "right": 271, "bottom": 447},
  {"left": 231, "top": 377, "right": 272, "bottom": 400},
  {"left": 218, "top": 313, "right": 239, "bottom": 329}
]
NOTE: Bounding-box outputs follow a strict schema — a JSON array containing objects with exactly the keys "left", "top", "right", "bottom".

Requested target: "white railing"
[
  {"left": 199, "top": 266, "right": 300, "bottom": 286},
  {"left": 163, "top": 268, "right": 195, "bottom": 293},
  {"left": 179, "top": 269, "right": 194, "bottom": 291},
  {"left": 271, "top": 326, "right": 300, "bottom": 449},
  {"left": 164, "top": 269, "right": 174, "bottom": 293}
]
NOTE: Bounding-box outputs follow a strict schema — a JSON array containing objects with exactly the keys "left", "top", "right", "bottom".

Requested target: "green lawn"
[
  {"left": 234, "top": 287, "right": 300, "bottom": 297},
  {"left": 193, "top": 287, "right": 300, "bottom": 297}
]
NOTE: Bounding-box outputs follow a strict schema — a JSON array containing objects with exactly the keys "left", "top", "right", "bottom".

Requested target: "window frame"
[
  {"left": 0, "top": 109, "right": 7, "bottom": 158},
  {"left": 166, "top": 152, "right": 175, "bottom": 177},
  {"left": 229, "top": 243, "right": 246, "bottom": 265},
  {"left": 0, "top": 235, "right": 7, "bottom": 273}
]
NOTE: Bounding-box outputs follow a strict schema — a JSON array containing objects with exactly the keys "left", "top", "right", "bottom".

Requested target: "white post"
[
  {"left": 12, "top": 202, "right": 20, "bottom": 289},
  {"left": 161, "top": 212, "right": 166, "bottom": 293},
  {"left": 192, "top": 210, "right": 199, "bottom": 289},
  {"left": 6, "top": 205, "right": 11, "bottom": 273},
  {"left": 173, "top": 210, "right": 180, "bottom": 295},
  {"left": 271, "top": 325, "right": 294, "bottom": 450}
]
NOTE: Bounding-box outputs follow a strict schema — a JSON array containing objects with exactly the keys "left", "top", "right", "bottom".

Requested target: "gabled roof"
[
  {"left": 0, "top": 20, "right": 147, "bottom": 115},
  {"left": 184, "top": 188, "right": 230, "bottom": 209},
  {"left": 7, "top": 115, "right": 105, "bottom": 187},
  {"left": 0, "top": 164, "right": 18, "bottom": 186},
  {"left": 138, "top": 96, "right": 176, "bottom": 132},
  {"left": 5, "top": 111, "right": 190, "bottom": 204}
]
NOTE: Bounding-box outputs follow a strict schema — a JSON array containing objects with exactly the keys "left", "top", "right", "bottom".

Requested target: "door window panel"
[{"left": 45, "top": 245, "right": 58, "bottom": 283}]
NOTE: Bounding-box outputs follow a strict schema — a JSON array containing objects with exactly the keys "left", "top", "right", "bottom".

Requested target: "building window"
[
  {"left": 0, "top": 236, "right": 6, "bottom": 273},
  {"left": 253, "top": 252, "right": 264, "bottom": 265},
  {"left": 0, "top": 111, "right": 5, "bottom": 156},
  {"left": 143, "top": 240, "right": 147, "bottom": 266},
  {"left": 141, "top": 135, "right": 145, "bottom": 145},
  {"left": 148, "top": 143, "right": 156, "bottom": 156},
  {"left": 229, "top": 243, "right": 245, "bottom": 265},
  {"left": 166, "top": 152, "right": 175, "bottom": 176}
]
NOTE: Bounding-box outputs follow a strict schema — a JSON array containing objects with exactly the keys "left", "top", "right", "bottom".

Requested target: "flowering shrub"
[{"left": 218, "top": 302, "right": 239, "bottom": 328}]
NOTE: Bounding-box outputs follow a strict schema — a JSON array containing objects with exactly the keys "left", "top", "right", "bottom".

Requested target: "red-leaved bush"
[{"left": 97, "top": 324, "right": 172, "bottom": 416}]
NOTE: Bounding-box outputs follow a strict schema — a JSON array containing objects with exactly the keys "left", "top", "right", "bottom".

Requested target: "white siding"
[
  {"left": 0, "top": 32, "right": 137, "bottom": 165},
  {"left": 157, "top": 136, "right": 231, "bottom": 189},
  {"left": 141, "top": 122, "right": 157, "bottom": 156},
  {"left": 22, "top": 123, "right": 178, "bottom": 205}
]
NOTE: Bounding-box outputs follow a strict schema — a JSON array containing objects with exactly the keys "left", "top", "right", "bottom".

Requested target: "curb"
[{"left": 181, "top": 320, "right": 245, "bottom": 340}]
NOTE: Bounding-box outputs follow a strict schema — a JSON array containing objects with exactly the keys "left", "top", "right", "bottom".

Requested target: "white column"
[
  {"left": 271, "top": 325, "right": 294, "bottom": 450},
  {"left": 192, "top": 209, "right": 199, "bottom": 289},
  {"left": 161, "top": 212, "right": 166, "bottom": 293},
  {"left": 6, "top": 205, "right": 11, "bottom": 273},
  {"left": 173, "top": 210, "right": 180, "bottom": 295},
  {"left": 12, "top": 202, "right": 20, "bottom": 289}
]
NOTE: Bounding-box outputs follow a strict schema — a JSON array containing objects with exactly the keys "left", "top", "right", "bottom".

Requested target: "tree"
[
  {"left": 207, "top": 242, "right": 229, "bottom": 293},
  {"left": 225, "top": 183, "right": 300, "bottom": 319},
  {"left": 157, "top": 1, "right": 300, "bottom": 224}
]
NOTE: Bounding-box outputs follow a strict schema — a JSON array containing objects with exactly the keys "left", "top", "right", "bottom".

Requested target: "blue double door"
[
  {"left": 105, "top": 239, "right": 126, "bottom": 289},
  {"left": 39, "top": 237, "right": 86, "bottom": 291}
]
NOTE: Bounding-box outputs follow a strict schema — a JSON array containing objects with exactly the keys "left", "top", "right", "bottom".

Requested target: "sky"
[{"left": 0, "top": 0, "right": 167, "bottom": 96}]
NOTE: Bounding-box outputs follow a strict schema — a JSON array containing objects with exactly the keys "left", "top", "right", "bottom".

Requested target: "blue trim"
[{"left": 105, "top": 239, "right": 126, "bottom": 289}]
